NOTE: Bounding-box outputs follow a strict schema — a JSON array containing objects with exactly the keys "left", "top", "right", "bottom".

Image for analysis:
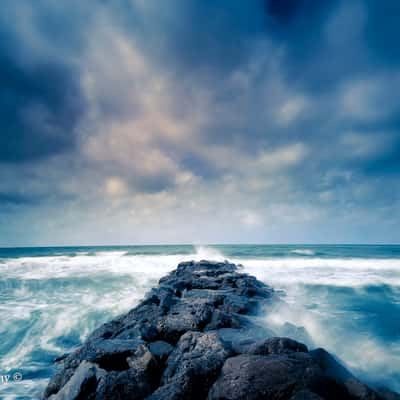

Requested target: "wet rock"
[
  {"left": 378, "top": 388, "right": 400, "bottom": 400},
  {"left": 290, "top": 390, "right": 324, "bottom": 399},
  {"left": 159, "top": 331, "right": 231, "bottom": 398},
  {"left": 345, "top": 379, "right": 382, "bottom": 400},
  {"left": 244, "top": 337, "right": 309, "bottom": 356},
  {"left": 48, "top": 361, "right": 105, "bottom": 400},
  {"left": 95, "top": 368, "right": 153, "bottom": 400},
  {"left": 158, "top": 298, "right": 214, "bottom": 343},
  {"left": 81, "top": 338, "right": 145, "bottom": 371},
  {"left": 217, "top": 326, "right": 276, "bottom": 354},
  {"left": 309, "top": 348, "right": 353, "bottom": 383},
  {"left": 148, "top": 340, "right": 174, "bottom": 364},
  {"left": 204, "top": 309, "right": 245, "bottom": 330},
  {"left": 208, "top": 353, "right": 350, "bottom": 400}
]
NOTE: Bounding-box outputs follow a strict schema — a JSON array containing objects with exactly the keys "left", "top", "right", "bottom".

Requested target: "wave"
[
  {"left": 194, "top": 245, "right": 225, "bottom": 260},
  {"left": 290, "top": 248, "right": 316, "bottom": 256},
  {"left": 237, "top": 257, "right": 400, "bottom": 287}
]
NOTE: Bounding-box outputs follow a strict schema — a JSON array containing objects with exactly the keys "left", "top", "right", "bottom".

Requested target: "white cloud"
[
  {"left": 104, "top": 177, "right": 127, "bottom": 197},
  {"left": 340, "top": 131, "right": 394, "bottom": 159},
  {"left": 239, "top": 210, "right": 262, "bottom": 227},
  {"left": 276, "top": 96, "right": 308, "bottom": 126},
  {"left": 340, "top": 76, "right": 400, "bottom": 121}
]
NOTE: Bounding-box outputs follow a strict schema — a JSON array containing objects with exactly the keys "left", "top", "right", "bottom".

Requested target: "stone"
[
  {"left": 48, "top": 361, "right": 105, "bottom": 400},
  {"left": 244, "top": 337, "right": 309, "bottom": 356},
  {"left": 148, "top": 340, "right": 174, "bottom": 364},
  {"left": 159, "top": 331, "right": 231, "bottom": 398},
  {"left": 208, "top": 353, "right": 351, "bottom": 400}
]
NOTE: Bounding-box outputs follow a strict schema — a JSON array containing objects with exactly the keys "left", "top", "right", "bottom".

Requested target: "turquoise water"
[{"left": 0, "top": 244, "right": 399, "bottom": 399}]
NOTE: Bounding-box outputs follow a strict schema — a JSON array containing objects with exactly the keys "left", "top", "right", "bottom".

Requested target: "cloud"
[
  {"left": 0, "top": 1, "right": 88, "bottom": 163},
  {"left": 0, "top": 0, "right": 399, "bottom": 245}
]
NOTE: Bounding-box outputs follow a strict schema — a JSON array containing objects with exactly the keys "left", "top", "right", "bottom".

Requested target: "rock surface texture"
[{"left": 44, "top": 260, "right": 399, "bottom": 400}]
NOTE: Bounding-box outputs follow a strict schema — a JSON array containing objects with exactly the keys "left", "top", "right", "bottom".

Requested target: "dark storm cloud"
[
  {"left": 0, "top": 1, "right": 88, "bottom": 163},
  {"left": 0, "top": 192, "right": 39, "bottom": 206},
  {"left": 0, "top": 49, "right": 85, "bottom": 162}
]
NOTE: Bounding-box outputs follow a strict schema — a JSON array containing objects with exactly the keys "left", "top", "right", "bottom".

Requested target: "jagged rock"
[
  {"left": 48, "top": 361, "right": 105, "bottom": 400},
  {"left": 290, "top": 390, "right": 324, "bottom": 399},
  {"left": 149, "top": 331, "right": 231, "bottom": 399},
  {"left": 158, "top": 298, "right": 214, "bottom": 343},
  {"left": 148, "top": 340, "right": 174, "bottom": 364},
  {"left": 95, "top": 368, "right": 153, "bottom": 400},
  {"left": 244, "top": 337, "right": 309, "bottom": 355},
  {"left": 208, "top": 353, "right": 351, "bottom": 400},
  {"left": 43, "top": 260, "right": 397, "bottom": 400},
  {"left": 377, "top": 388, "right": 400, "bottom": 400}
]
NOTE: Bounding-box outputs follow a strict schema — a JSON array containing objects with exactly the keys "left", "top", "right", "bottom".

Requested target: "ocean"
[{"left": 0, "top": 244, "right": 399, "bottom": 399}]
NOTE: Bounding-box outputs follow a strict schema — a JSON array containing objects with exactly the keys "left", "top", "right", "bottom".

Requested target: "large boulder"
[{"left": 208, "top": 353, "right": 350, "bottom": 400}]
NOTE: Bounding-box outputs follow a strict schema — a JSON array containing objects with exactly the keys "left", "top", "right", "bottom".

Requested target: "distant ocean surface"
[{"left": 1, "top": 244, "right": 399, "bottom": 399}]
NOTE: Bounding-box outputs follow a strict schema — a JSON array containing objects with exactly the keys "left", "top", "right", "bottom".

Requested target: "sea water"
[{"left": 0, "top": 244, "right": 399, "bottom": 399}]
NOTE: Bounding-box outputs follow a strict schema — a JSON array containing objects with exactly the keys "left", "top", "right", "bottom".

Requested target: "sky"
[{"left": 0, "top": 0, "right": 399, "bottom": 246}]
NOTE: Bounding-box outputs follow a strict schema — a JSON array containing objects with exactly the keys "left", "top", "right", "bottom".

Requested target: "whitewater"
[{"left": 0, "top": 244, "right": 399, "bottom": 399}]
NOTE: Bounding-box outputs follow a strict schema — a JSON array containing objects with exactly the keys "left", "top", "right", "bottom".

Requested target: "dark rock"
[
  {"left": 204, "top": 309, "right": 245, "bottom": 330},
  {"left": 290, "top": 390, "right": 324, "bottom": 399},
  {"left": 81, "top": 338, "right": 144, "bottom": 370},
  {"left": 148, "top": 340, "right": 174, "bottom": 364},
  {"left": 146, "top": 381, "right": 189, "bottom": 400},
  {"left": 309, "top": 348, "right": 353, "bottom": 383},
  {"left": 127, "top": 344, "right": 157, "bottom": 376},
  {"left": 378, "top": 388, "right": 400, "bottom": 400},
  {"left": 217, "top": 326, "right": 276, "bottom": 354},
  {"left": 47, "top": 361, "right": 105, "bottom": 400},
  {"left": 95, "top": 368, "right": 153, "bottom": 400},
  {"left": 208, "top": 353, "right": 350, "bottom": 400},
  {"left": 159, "top": 331, "right": 230, "bottom": 398},
  {"left": 345, "top": 379, "right": 382, "bottom": 400},
  {"left": 245, "top": 337, "right": 309, "bottom": 356},
  {"left": 158, "top": 298, "right": 214, "bottom": 343}
]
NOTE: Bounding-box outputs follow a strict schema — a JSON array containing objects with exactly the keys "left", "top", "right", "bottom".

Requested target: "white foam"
[
  {"left": 290, "top": 248, "right": 315, "bottom": 256},
  {"left": 238, "top": 257, "right": 400, "bottom": 287},
  {"left": 194, "top": 245, "right": 225, "bottom": 261}
]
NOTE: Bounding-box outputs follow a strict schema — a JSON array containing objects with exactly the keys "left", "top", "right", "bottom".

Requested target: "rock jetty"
[{"left": 43, "top": 260, "right": 400, "bottom": 400}]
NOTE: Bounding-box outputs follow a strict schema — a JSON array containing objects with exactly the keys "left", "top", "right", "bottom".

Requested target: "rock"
[
  {"left": 309, "top": 348, "right": 352, "bottom": 382},
  {"left": 217, "top": 326, "right": 275, "bottom": 354},
  {"left": 244, "top": 337, "right": 309, "bottom": 356},
  {"left": 290, "top": 390, "right": 324, "bottom": 399},
  {"left": 158, "top": 298, "right": 214, "bottom": 343},
  {"left": 148, "top": 340, "right": 174, "bottom": 364},
  {"left": 208, "top": 353, "right": 350, "bottom": 400},
  {"left": 43, "top": 260, "right": 397, "bottom": 400},
  {"left": 159, "top": 331, "right": 230, "bottom": 399},
  {"left": 378, "top": 388, "right": 400, "bottom": 400},
  {"left": 345, "top": 379, "right": 382, "bottom": 400},
  {"left": 95, "top": 368, "right": 153, "bottom": 400},
  {"left": 48, "top": 361, "right": 105, "bottom": 400},
  {"left": 127, "top": 344, "right": 157, "bottom": 376},
  {"left": 81, "top": 338, "right": 145, "bottom": 371}
]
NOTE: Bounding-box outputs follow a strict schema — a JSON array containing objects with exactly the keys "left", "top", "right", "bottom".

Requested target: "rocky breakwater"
[{"left": 44, "top": 260, "right": 399, "bottom": 400}]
